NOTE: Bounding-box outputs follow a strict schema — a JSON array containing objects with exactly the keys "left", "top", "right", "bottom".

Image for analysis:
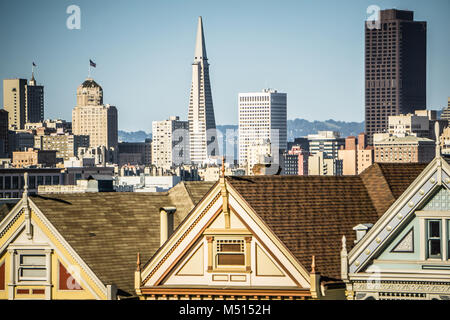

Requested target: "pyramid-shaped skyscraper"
[{"left": 188, "top": 16, "right": 218, "bottom": 164}]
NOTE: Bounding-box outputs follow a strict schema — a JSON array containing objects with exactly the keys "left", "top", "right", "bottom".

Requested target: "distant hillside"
[
  {"left": 119, "top": 119, "right": 364, "bottom": 142},
  {"left": 218, "top": 119, "right": 364, "bottom": 141},
  {"left": 287, "top": 119, "right": 364, "bottom": 140},
  {"left": 118, "top": 130, "right": 151, "bottom": 142}
]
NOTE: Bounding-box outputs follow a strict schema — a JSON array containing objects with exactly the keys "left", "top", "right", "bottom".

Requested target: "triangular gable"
[
  {"left": 348, "top": 157, "right": 449, "bottom": 274},
  {"left": 0, "top": 198, "right": 107, "bottom": 299},
  {"left": 140, "top": 181, "right": 311, "bottom": 291}
]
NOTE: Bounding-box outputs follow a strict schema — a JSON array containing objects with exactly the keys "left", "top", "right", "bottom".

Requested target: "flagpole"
[{"left": 88, "top": 63, "right": 91, "bottom": 78}]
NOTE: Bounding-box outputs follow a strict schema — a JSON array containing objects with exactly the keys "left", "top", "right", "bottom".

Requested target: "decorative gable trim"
[
  {"left": 143, "top": 193, "right": 220, "bottom": 285},
  {"left": 391, "top": 227, "right": 414, "bottom": 253},
  {"left": 23, "top": 199, "right": 108, "bottom": 299},
  {"left": 141, "top": 185, "right": 222, "bottom": 284},
  {"left": 140, "top": 180, "right": 311, "bottom": 291},
  {"left": 348, "top": 157, "right": 450, "bottom": 274}
]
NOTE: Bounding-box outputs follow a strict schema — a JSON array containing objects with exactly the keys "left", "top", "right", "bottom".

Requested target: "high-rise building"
[
  {"left": 365, "top": 9, "right": 427, "bottom": 144},
  {"left": 238, "top": 89, "right": 287, "bottom": 167},
  {"left": 308, "top": 151, "right": 343, "bottom": 176},
  {"left": 440, "top": 97, "right": 450, "bottom": 121},
  {"left": 0, "top": 110, "right": 8, "bottom": 157},
  {"left": 307, "top": 131, "right": 345, "bottom": 160},
  {"left": 282, "top": 145, "right": 309, "bottom": 176},
  {"left": 188, "top": 16, "right": 218, "bottom": 164},
  {"left": 3, "top": 79, "right": 27, "bottom": 130},
  {"left": 374, "top": 135, "right": 434, "bottom": 163},
  {"left": 26, "top": 73, "right": 44, "bottom": 123},
  {"left": 152, "top": 116, "right": 189, "bottom": 169},
  {"left": 337, "top": 133, "right": 374, "bottom": 175},
  {"left": 34, "top": 133, "right": 89, "bottom": 161},
  {"left": 72, "top": 78, "right": 118, "bottom": 163},
  {"left": 118, "top": 140, "right": 152, "bottom": 166}
]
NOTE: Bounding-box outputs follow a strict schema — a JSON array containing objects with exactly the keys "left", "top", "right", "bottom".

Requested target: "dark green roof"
[{"left": 81, "top": 78, "right": 102, "bottom": 89}]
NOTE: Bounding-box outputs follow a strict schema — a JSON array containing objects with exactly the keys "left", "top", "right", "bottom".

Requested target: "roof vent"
[{"left": 353, "top": 223, "right": 373, "bottom": 244}]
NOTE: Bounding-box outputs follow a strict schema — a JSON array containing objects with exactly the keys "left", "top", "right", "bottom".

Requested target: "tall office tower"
[
  {"left": 441, "top": 98, "right": 450, "bottom": 121},
  {"left": 365, "top": 9, "right": 426, "bottom": 144},
  {"left": 72, "top": 78, "right": 118, "bottom": 163},
  {"left": 0, "top": 109, "right": 9, "bottom": 157},
  {"left": 152, "top": 116, "right": 189, "bottom": 169},
  {"left": 26, "top": 73, "right": 44, "bottom": 123},
  {"left": 188, "top": 16, "right": 218, "bottom": 164},
  {"left": 3, "top": 79, "right": 27, "bottom": 130},
  {"left": 238, "top": 89, "right": 287, "bottom": 167}
]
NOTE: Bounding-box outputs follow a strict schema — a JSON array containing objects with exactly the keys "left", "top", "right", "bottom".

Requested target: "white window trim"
[
  {"left": 7, "top": 245, "right": 52, "bottom": 300},
  {"left": 419, "top": 216, "right": 449, "bottom": 262}
]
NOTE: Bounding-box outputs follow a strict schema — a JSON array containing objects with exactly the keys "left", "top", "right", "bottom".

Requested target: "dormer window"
[
  {"left": 216, "top": 240, "right": 245, "bottom": 267},
  {"left": 206, "top": 236, "right": 252, "bottom": 272},
  {"left": 17, "top": 251, "right": 47, "bottom": 281},
  {"left": 427, "top": 220, "right": 442, "bottom": 259}
]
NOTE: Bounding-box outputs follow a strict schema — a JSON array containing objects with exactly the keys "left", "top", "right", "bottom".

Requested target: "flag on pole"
[
  {"left": 32, "top": 62, "right": 36, "bottom": 67},
  {"left": 89, "top": 59, "right": 96, "bottom": 68}
]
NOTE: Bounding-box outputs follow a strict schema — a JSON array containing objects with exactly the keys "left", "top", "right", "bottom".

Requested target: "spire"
[
  {"left": 194, "top": 16, "right": 207, "bottom": 61},
  {"left": 311, "top": 255, "right": 316, "bottom": 273},
  {"left": 221, "top": 156, "right": 225, "bottom": 178},
  {"left": 341, "top": 235, "right": 348, "bottom": 281},
  {"left": 435, "top": 121, "right": 441, "bottom": 158}
]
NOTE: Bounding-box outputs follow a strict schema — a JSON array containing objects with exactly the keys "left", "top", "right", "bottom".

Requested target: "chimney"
[
  {"left": 353, "top": 223, "right": 373, "bottom": 244},
  {"left": 160, "top": 207, "right": 176, "bottom": 246}
]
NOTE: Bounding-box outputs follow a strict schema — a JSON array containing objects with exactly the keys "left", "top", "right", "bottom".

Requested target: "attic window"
[
  {"left": 427, "top": 220, "right": 442, "bottom": 259},
  {"left": 216, "top": 240, "right": 245, "bottom": 266},
  {"left": 18, "top": 253, "right": 47, "bottom": 281}
]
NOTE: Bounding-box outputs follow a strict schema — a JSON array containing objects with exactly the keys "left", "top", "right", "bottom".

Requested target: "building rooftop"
[
  {"left": 24, "top": 181, "right": 214, "bottom": 297},
  {"left": 224, "top": 162, "right": 427, "bottom": 281}
]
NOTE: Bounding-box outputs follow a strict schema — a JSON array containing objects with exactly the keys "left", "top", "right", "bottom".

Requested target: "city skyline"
[{"left": 0, "top": 0, "right": 449, "bottom": 132}]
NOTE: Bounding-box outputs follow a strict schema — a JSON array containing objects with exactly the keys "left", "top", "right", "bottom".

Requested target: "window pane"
[
  {"left": 20, "top": 255, "right": 45, "bottom": 266},
  {"left": 12, "top": 176, "right": 18, "bottom": 189},
  {"left": 220, "top": 244, "right": 242, "bottom": 252},
  {"left": 217, "top": 254, "right": 245, "bottom": 266},
  {"left": 429, "top": 221, "right": 441, "bottom": 238},
  {"left": 429, "top": 239, "right": 441, "bottom": 257},
  {"left": 20, "top": 268, "right": 46, "bottom": 278}
]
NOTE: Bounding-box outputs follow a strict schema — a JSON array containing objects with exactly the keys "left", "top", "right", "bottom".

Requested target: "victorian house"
[
  {"left": 0, "top": 181, "right": 213, "bottom": 300},
  {"left": 343, "top": 154, "right": 450, "bottom": 300},
  {"left": 135, "top": 163, "right": 426, "bottom": 300}
]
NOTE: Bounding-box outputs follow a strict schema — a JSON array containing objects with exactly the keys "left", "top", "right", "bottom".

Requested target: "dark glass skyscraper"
[{"left": 365, "top": 9, "right": 426, "bottom": 144}]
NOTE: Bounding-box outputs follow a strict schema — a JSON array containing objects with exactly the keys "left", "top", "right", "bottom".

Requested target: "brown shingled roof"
[
  {"left": 226, "top": 162, "right": 426, "bottom": 281},
  {"left": 360, "top": 163, "right": 427, "bottom": 216},
  {"left": 29, "top": 181, "right": 214, "bottom": 297}
]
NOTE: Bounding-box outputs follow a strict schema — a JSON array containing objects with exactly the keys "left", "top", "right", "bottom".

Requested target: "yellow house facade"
[{"left": 0, "top": 178, "right": 214, "bottom": 300}]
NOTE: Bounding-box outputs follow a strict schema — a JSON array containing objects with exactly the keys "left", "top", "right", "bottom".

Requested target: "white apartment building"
[
  {"left": 388, "top": 111, "right": 435, "bottom": 138},
  {"left": 152, "top": 116, "right": 189, "bottom": 170},
  {"left": 238, "top": 89, "right": 287, "bottom": 167},
  {"left": 246, "top": 140, "right": 272, "bottom": 175}
]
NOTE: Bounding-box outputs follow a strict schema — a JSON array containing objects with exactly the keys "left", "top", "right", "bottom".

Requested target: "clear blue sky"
[{"left": 0, "top": 0, "right": 449, "bottom": 132}]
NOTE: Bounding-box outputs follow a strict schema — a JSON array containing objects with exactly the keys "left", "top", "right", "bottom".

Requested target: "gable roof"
[
  {"left": 28, "top": 181, "right": 214, "bottom": 298},
  {"left": 360, "top": 163, "right": 427, "bottom": 216},
  {"left": 225, "top": 163, "right": 426, "bottom": 281},
  {"left": 347, "top": 158, "right": 446, "bottom": 274}
]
